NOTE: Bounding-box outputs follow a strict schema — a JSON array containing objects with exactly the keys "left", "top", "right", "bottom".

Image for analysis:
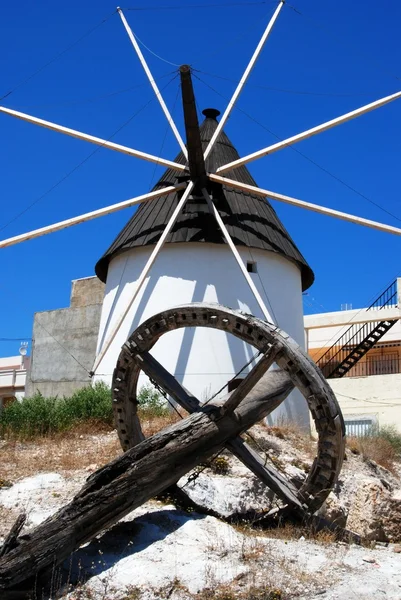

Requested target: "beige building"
[
  {"left": 305, "top": 278, "right": 401, "bottom": 435},
  {"left": 0, "top": 353, "right": 30, "bottom": 409}
]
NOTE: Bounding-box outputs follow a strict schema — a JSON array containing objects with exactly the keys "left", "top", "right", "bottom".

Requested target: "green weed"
[{"left": 0, "top": 382, "right": 112, "bottom": 439}]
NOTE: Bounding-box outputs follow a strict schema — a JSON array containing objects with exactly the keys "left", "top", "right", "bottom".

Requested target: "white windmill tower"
[{"left": 1, "top": 2, "right": 400, "bottom": 427}]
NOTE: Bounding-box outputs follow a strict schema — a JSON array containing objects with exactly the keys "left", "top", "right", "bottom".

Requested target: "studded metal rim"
[{"left": 112, "top": 303, "right": 345, "bottom": 512}]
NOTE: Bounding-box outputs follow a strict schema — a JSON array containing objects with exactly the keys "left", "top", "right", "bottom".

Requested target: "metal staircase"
[{"left": 317, "top": 280, "right": 398, "bottom": 379}]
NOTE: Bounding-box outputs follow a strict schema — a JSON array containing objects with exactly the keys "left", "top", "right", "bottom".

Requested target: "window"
[
  {"left": 344, "top": 416, "right": 377, "bottom": 437},
  {"left": 247, "top": 261, "right": 257, "bottom": 273}
]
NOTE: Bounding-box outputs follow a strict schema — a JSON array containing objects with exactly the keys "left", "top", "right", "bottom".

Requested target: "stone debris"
[{"left": 1, "top": 425, "right": 400, "bottom": 599}]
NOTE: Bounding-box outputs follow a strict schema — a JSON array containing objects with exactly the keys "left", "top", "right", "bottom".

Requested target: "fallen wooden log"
[{"left": 0, "top": 369, "right": 293, "bottom": 596}]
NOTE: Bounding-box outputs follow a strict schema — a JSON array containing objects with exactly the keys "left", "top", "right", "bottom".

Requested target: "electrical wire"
[
  {"left": 130, "top": 30, "right": 181, "bottom": 67},
  {"left": 9, "top": 73, "right": 174, "bottom": 110},
  {"left": 0, "top": 10, "right": 117, "bottom": 103},
  {"left": 0, "top": 338, "right": 31, "bottom": 342},
  {"left": 192, "top": 3, "right": 277, "bottom": 65},
  {"left": 225, "top": 188, "right": 279, "bottom": 324},
  {"left": 286, "top": 4, "right": 401, "bottom": 84},
  {"left": 0, "top": 75, "right": 178, "bottom": 235},
  {"left": 123, "top": 2, "right": 276, "bottom": 11},
  {"left": 147, "top": 75, "right": 182, "bottom": 190},
  {"left": 35, "top": 316, "right": 92, "bottom": 376},
  {"left": 94, "top": 76, "right": 182, "bottom": 368},
  {"left": 204, "top": 349, "right": 262, "bottom": 405},
  {"left": 307, "top": 273, "right": 400, "bottom": 361},
  {"left": 335, "top": 391, "right": 401, "bottom": 407},
  {"left": 195, "top": 69, "right": 381, "bottom": 98},
  {"left": 194, "top": 73, "right": 401, "bottom": 225},
  {"left": 0, "top": 281, "right": 92, "bottom": 376}
]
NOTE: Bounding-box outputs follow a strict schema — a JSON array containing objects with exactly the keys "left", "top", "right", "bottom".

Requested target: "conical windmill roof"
[{"left": 95, "top": 109, "right": 314, "bottom": 290}]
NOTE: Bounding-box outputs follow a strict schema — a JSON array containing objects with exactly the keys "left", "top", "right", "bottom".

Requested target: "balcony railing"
[
  {"left": 0, "top": 369, "right": 27, "bottom": 390},
  {"left": 320, "top": 354, "right": 400, "bottom": 378},
  {"left": 316, "top": 280, "right": 398, "bottom": 378}
]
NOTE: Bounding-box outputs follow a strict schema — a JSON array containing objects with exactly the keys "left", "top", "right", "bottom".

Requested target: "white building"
[
  {"left": 305, "top": 278, "right": 401, "bottom": 434},
  {"left": 94, "top": 109, "right": 315, "bottom": 427},
  {"left": 0, "top": 352, "right": 30, "bottom": 409}
]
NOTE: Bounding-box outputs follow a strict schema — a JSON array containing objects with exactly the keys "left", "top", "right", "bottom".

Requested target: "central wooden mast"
[{"left": 179, "top": 64, "right": 207, "bottom": 187}]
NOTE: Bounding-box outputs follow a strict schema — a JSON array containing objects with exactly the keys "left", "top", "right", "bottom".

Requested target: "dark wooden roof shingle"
[{"left": 95, "top": 110, "right": 314, "bottom": 290}]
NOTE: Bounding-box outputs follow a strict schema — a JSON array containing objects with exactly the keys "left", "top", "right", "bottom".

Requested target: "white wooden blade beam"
[
  {"left": 217, "top": 90, "right": 401, "bottom": 173},
  {"left": 0, "top": 106, "right": 186, "bottom": 172},
  {"left": 210, "top": 174, "right": 401, "bottom": 236},
  {"left": 203, "top": 0, "right": 284, "bottom": 162},
  {"left": 117, "top": 8, "right": 188, "bottom": 158},
  {"left": 201, "top": 187, "right": 273, "bottom": 323},
  {"left": 0, "top": 184, "right": 186, "bottom": 249},
  {"left": 92, "top": 180, "right": 195, "bottom": 374}
]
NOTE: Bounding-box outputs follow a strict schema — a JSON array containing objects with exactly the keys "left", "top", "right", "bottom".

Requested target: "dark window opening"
[{"left": 247, "top": 261, "right": 257, "bottom": 273}]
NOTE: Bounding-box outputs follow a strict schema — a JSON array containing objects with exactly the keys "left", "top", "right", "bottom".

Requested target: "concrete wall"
[
  {"left": 329, "top": 374, "right": 401, "bottom": 432},
  {"left": 94, "top": 243, "right": 310, "bottom": 428},
  {"left": 26, "top": 277, "right": 104, "bottom": 397}
]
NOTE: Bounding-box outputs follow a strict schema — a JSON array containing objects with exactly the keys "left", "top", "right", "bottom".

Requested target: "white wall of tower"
[{"left": 94, "top": 242, "right": 309, "bottom": 427}]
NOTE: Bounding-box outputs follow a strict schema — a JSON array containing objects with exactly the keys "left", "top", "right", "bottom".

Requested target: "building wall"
[
  {"left": 306, "top": 309, "right": 401, "bottom": 359},
  {"left": 94, "top": 243, "right": 310, "bottom": 428},
  {"left": 0, "top": 355, "right": 30, "bottom": 409},
  {"left": 328, "top": 374, "right": 401, "bottom": 431},
  {"left": 304, "top": 285, "right": 401, "bottom": 432},
  {"left": 25, "top": 277, "right": 104, "bottom": 397}
]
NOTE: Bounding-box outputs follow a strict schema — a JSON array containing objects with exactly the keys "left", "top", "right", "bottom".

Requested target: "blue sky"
[{"left": 0, "top": 0, "right": 400, "bottom": 357}]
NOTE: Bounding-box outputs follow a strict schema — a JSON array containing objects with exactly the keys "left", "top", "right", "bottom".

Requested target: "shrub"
[
  {"left": 346, "top": 425, "right": 400, "bottom": 472},
  {"left": 0, "top": 382, "right": 112, "bottom": 439},
  {"left": 377, "top": 424, "right": 401, "bottom": 456},
  {"left": 137, "top": 384, "right": 168, "bottom": 417},
  {"left": 209, "top": 455, "right": 230, "bottom": 475}
]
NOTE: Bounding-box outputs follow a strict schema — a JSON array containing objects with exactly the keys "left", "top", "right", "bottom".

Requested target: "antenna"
[{"left": 19, "top": 342, "right": 28, "bottom": 357}]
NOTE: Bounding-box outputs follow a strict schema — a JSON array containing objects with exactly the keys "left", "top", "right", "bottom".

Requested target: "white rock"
[
  {"left": 0, "top": 473, "right": 64, "bottom": 509},
  {"left": 177, "top": 472, "right": 273, "bottom": 517}
]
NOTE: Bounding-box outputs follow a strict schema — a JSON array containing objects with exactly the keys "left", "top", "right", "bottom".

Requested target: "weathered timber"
[
  {"left": 132, "top": 349, "right": 305, "bottom": 511},
  {"left": 0, "top": 515, "right": 26, "bottom": 559},
  {"left": 114, "top": 304, "right": 346, "bottom": 513},
  {"left": 180, "top": 64, "right": 207, "bottom": 184},
  {"left": 0, "top": 370, "right": 292, "bottom": 595},
  {"left": 226, "top": 437, "right": 303, "bottom": 509},
  {"left": 220, "top": 343, "right": 281, "bottom": 415}
]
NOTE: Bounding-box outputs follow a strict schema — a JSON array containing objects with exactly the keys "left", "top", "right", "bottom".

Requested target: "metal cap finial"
[{"left": 202, "top": 108, "right": 221, "bottom": 120}]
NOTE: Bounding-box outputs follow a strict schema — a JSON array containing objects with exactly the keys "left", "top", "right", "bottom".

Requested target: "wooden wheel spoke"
[
  {"left": 221, "top": 342, "right": 282, "bottom": 415},
  {"left": 132, "top": 351, "right": 200, "bottom": 413},
  {"left": 115, "top": 303, "right": 345, "bottom": 514},
  {"left": 133, "top": 349, "right": 299, "bottom": 510},
  {"left": 227, "top": 437, "right": 304, "bottom": 512}
]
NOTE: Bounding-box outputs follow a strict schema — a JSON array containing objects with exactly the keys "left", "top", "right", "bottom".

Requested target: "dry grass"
[
  {"left": 347, "top": 435, "right": 397, "bottom": 473},
  {"left": 234, "top": 520, "right": 336, "bottom": 545},
  {"left": 261, "top": 422, "right": 316, "bottom": 457},
  {"left": 0, "top": 409, "right": 186, "bottom": 485},
  {"left": 0, "top": 425, "right": 121, "bottom": 483},
  {"left": 139, "top": 410, "right": 182, "bottom": 437},
  {"left": 194, "top": 585, "right": 284, "bottom": 599}
]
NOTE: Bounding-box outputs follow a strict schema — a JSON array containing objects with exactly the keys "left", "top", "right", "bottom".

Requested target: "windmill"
[{"left": 0, "top": 1, "right": 400, "bottom": 428}]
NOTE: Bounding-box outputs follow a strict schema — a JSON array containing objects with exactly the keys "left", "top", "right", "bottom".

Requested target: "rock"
[
  {"left": 178, "top": 472, "right": 274, "bottom": 518},
  {"left": 362, "top": 556, "right": 376, "bottom": 563},
  {"left": 377, "top": 492, "right": 401, "bottom": 543},
  {"left": 345, "top": 478, "right": 391, "bottom": 541},
  {"left": 317, "top": 491, "right": 348, "bottom": 529}
]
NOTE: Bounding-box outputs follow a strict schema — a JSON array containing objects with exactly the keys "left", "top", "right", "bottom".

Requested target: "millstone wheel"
[{"left": 112, "top": 303, "right": 345, "bottom": 514}]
